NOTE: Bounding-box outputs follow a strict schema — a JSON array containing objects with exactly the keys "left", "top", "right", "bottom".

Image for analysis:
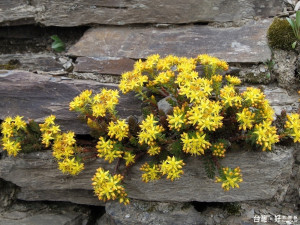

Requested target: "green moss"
[
  {"left": 267, "top": 18, "right": 296, "bottom": 50},
  {"left": 0, "top": 64, "right": 17, "bottom": 70}
]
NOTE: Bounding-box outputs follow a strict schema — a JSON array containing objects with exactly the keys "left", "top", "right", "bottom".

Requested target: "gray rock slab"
[
  {"left": 74, "top": 57, "right": 135, "bottom": 75},
  {"left": 0, "top": 53, "right": 63, "bottom": 72},
  {"left": 0, "top": 145, "right": 294, "bottom": 205},
  {"left": 68, "top": 20, "right": 272, "bottom": 63},
  {"left": 101, "top": 200, "right": 205, "bottom": 225},
  {"left": 0, "top": 71, "right": 141, "bottom": 134},
  {"left": 0, "top": 0, "right": 283, "bottom": 26}
]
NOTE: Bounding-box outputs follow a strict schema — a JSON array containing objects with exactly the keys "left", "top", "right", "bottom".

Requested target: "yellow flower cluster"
[
  {"left": 242, "top": 87, "right": 265, "bottom": 108},
  {"left": 39, "top": 115, "right": 60, "bottom": 147},
  {"left": 225, "top": 75, "right": 241, "bottom": 86},
  {"left": 236, "top": 108, "right": 255, "bottom": 130},
  {"left": 167, "top": 106, "right": 186, "bottom": 131},
  {"left": 160, "top": 156, "right": 185, "bottom": 181},
  {"left": 197, "top": 54, "right": 229, "bottom": 76},
  {"left": 140, "top": 163, "right": 162, "bottom": 182},
  {"left": 138, "top": 114, "right": 164, "bottom": 146},
  {"left": 285, "top": 113, "right": 300, "bottom": 142},
  {"left": 181, "top": 132, "right": 211, "bottom": 156},
  {"left": 69, "top": 89, "right": 119, "bottom": 118},
  {"left": 253, "top": 121, "right": 279, "bottom": 151},
  {"left": 96, "top": 137, "right": 123, "bottom": 163},
  {"left": 186, "top": 99, "right": 223, "bottom": 131},
  {"left": 151, "top": 71, "right": 175, "bottom": 86},
  {"left": 220, "top": 85, "right": 242, "bottom": 108},
  {"left": 69, "top": 90, "right": 92, "bottom": 112},
  {"left": 92, "top": 89, "right": 119, "bottom": 117},
  {"left": 40, "top": 116, "right": 84, "bottom": 175},
  {"left": 123, "top": 152, "right": 136, "bottom": 166},
  {"left": 107, "top": 119, "right": 129, "bottom": 141},
  {"left": 1, "top": 116, "right": 27, "bottom": 156},
  {"left": 92, "top": 167, "right": 129, "bottom": 204},
  {"left": 211, "top": 142, "right": 226, "bottom": 158},
  {"left": 119, "top": 71, "right": 148, "bottom": 94},
  {"left": 58, "top": 158, "right": 84, "bottom": 176},
  {"left": 215, "top": 167, "right": 243, "bottom": 191},
  {"left": 147, "top": 145, "right": 161, "bottom": 156},
  {"left": 179, "top": 78, "right": 213, "bottom": 103}
]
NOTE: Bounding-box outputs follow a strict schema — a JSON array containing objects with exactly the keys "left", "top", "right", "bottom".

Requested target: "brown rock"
[
  {"left": 0, "top": 71, "right": 141, "bottom": 134},
  {"left": 0, "top": 0, "right": 283, "bottom": 26},
  {"left": 68, "top": 20, "right": 272, "bottom": 63},
  {"left": 74, "top": 57, "right": 135, "bottom": 75}
]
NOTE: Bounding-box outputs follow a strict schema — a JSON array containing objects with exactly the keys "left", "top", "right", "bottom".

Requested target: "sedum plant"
[{"left": 1, "top": 54, "right": 300, "bottom": 205}]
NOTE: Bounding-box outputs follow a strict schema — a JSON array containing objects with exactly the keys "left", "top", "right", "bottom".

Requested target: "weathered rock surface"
[
  {"left": 68, "top": 20, "right": 272, "bottom": 63},
  {"left": 0, "top": 71, "right": 141, "bottom": 134},
  {"left": 0, "top": 202, "right": 90, "bottom": 225},
  {"left": 0, "top": 146, "right": 294, "bottom": 205},
  {"left": 273, "top": 50, "right": 298, "bottom": 90},
  {"left": 74, "top": 57, "right": 135, "bottom": 75},
  {"left": 0, "top": 53, "right": 63, "bottom": 72},
  {"left": 0, "top": 0, "right": 283, "bottom": 27},
  {"left": 98, "top": 200, "right": 205, "bottom": 225}
]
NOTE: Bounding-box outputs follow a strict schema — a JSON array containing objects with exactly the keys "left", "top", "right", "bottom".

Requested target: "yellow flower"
[
  {"left": 220, "top": 85, "right": 242, "bottom": 108},
  {"left": 167, "top": 106, "right": 186, "bottom": 131},
  {"left": 285, "top": 113, "right": 300, "bottom": 142},
  {"left": 138, "top": 114, "right": 164, "bottom": 146},
  {"left": 107, "top": 119, "right": 129, "bottom": 141},
  {"left": 2, "top": 139, "right": 21, "bottom": 157},
  {"left": 211, "top": 142, "right": 226, "bottom": 158},
  {"left": 160, "top": 156, "right": 185, "bottom": 181},
  {"left": 52, "top": 132, "right": 76, "bottom": 160},
  {"left": 181, "top": 132, "right": 211, "bottom": 156},
  {"left": 92, "top": 167, "right": 129, "bottom": 204},
  {"left": 215, "top": 167, "right": 243, "bottom": 191},
  {"left": 152, "top": 71, "right": 175, "bottom": 86},
  {"left": 236, "top": 108, "right": 255, "bottom": 130},
  {"left": 69, "top": 90, "right": 92, "bottom": 111},
  {"left": 140, "top": 163, "right": 162, "bottom": 182},
  {"left": 186, "top": 98, "right": 223, "bottom": 131},
  {"left": 252, "top": 121, "right": 279, "bottom": 151},
  {"left": 92, "top": 89, "right": 119, "bottom": 117},
  {"left": 225, "top": 75, "right": 241, "bottom": 86},
  {"left": 242, "top": 87, "right": 265, "bottom": 108},
  {"left": 123, "top": 152, "right": 136, "bottom": 166},
  {"left": 147, "top": 145, "right": 161, "bottom": 156},
  {"left": 40, "top": 115, "right": 61, "bottom": 148},
  {"left": 119, "top": 71, "right": 148, "bottom": 94},
  {"left": 96, "top": 137, "right": 123, "bottom": 163},
  {"left": 58, "top": 158, "right": 84, "bottom": 176}
]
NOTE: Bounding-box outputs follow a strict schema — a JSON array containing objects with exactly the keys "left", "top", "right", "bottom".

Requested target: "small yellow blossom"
[
  {"left": 119, "top": 71, "right": 148, "bottom": 94},
  {"left": 92, "top": 167, "right": 129, "bottom": 204},
  {"left": 147, "top": 145, "right": 161, "bottom": 156},
  {"left": 216, "top": 167, "right": 243, "bottom": 191},
  {"left": 225, "top": 75, "right": 241, "bottom": 86},
  {"left": 167, "top": 106, "right": 186, "bottom": 131},
  {"left": 252, "top": 121, "right": 279, "bottom": 151},
  {"left": 123, "top": 152, "right": 136, "bottom": 166},
  {"left": 58, "top": 158, "right": 84, "bottom": 176},
  {"left": 138, "top": 114, "right": 164, "bottom": 146},
  {"left": 160, "top": 156, "right": 185, "bottom": 181},
  {"left": 220, "top": 85, "right": 242, "bottom": 108},
  {"left": 69, "top": 90, "right": 92, "bottom": 111},
  {"left": 107, "top": 119, "right": 129, "bottom": 141},
  {"left": 140, "top": 163, "right": 162, "bottom": 182},
  {"left": 242, "top": 87, "right": 265, "bottom": 108},
  {"left": 236, "top": 108, "right": 255, "bottom": 130},
  {"left": 96, "top": 137, "right": 123, "bottom": 163},
  {"left": 181, "top": 132, "right": 211, "bottom": 156},
  {"left": 211, "top": 142, "right": 226, "bottom": 158},
  {"left": 285, "top": 113, "right": 300, "bottom": 143}
]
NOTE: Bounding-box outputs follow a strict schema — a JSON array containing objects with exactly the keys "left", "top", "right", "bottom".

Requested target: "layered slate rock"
[
  {"left": 0, "top": 71, "right": 141, "bottom": 134},
  {"left": 68, "top": 20, "right": 272, "bottom": 63},
  {"left": 0, "top": 0, "right": 283, "bottom": 27},
  {"left": 0, "top": 146, "right": 294, "bottom": 205}
]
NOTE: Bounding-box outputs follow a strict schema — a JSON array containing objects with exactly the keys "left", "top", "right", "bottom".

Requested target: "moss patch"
[{"left": 267, "top": 18, "right": 296, "bottom": 50}]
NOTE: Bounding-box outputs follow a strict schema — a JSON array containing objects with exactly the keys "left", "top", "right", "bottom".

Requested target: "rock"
[
  {"left": 0, "top": 71, "right": 141, "bottom": 134},
  {"left": 0, "top": 146, "right": 294, "bottom": 205},
  {"left": 68, "top": 20, "right": 272, "bottom": 63},
  {"left": 63, "top": 60, "right": 74, "bottom": 72},
  {"left": 0, "top": 179, "right": 18, "bottom": 210},
  {"left": 0, "top": 54, "right": 63, "bottom": 72},
  {"left": 239, "top": 64, "right": 273, "bottom": 84},
  {"left": 0, "top": 0, "right": 283, "bottom": 27},
  {"left": 99, "top": 200, "right": 205, "bottom": 225},
  {"left": 273, "top": 50, "right": 298, "bottom": 90},
  {"left": 74, "top": 57, "right": 135, "bottom": 75},
  {"left": 157, "top": 96, "right": 176, "bottom": 115},
  {"left": 0, "top": 202, "right": 90, "bottom": 225}
]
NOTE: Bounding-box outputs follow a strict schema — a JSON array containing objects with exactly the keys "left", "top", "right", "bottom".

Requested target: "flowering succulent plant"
[{"left": 1, "top": 54, "right": 300, "bottom": 205}]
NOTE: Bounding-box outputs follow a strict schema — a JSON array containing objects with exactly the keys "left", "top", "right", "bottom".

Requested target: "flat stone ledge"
[
  {"left": 0, "top": 146, "right": 294, "bottom": 205},
  {"left": 68, "top": 20, "right": 272, "bottom": 63}
]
